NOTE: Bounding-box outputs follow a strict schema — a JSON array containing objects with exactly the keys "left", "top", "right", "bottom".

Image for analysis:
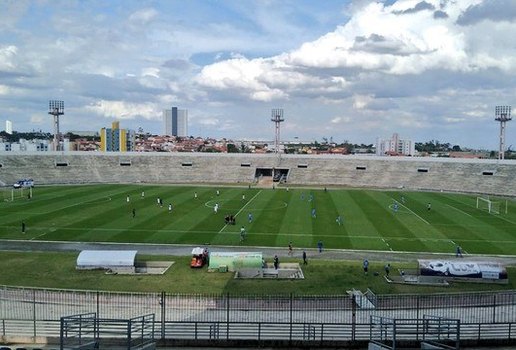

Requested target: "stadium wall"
[{"left": 0, "top": 152, "right": 515, "bottom": 196}]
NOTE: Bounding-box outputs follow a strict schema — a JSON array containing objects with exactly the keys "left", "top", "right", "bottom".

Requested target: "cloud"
[
  {"left": 197, "top": 0, "right": 516, "bottom": 105},
  {"left": 129, "top": 8, "right": 158, "bottom": 24},
  {"left": 86, "top": 100, "right": 160, "bottom": 120},
  {"left": 1, "top": 0, "right": 516, "bottom": 149},
  {"left": 162, "top": 58, "right": 196, "bottom": 71},
  {"left": 457, "top": 0, "right": 516, "bottom": 25},
  {"left": 196, "top": 57, "right": 289, "bottom": 101},
  {"left": 393, "top": 1, "right": 435, "bottom": 14},
  {"left": 0, "top": 45, "right": 19, "bottom": 72},
  {"left": 433, "top": 10, "right": 449, "bottom": 19}
]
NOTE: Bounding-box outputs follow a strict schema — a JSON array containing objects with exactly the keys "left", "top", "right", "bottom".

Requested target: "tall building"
[
  {"left": 100, "top": 121, "right": 135, "bottom": 152},
  {"left": 5, "top": 120, "right": 12, "bottom": 134},
  {"left": 376, "top": 133, "right": 415, "bottom": 156},
  {"left": 164, "top": 107, "right": 188, "bottom": 137}
]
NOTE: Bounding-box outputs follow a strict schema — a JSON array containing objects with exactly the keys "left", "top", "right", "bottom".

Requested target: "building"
[
  {"left": 5, "top": 120, "right": 12, "bottom": 134},
  {"left": 164, "top": 107, "right": 188, "bottom": 137},
  {"left": 0, "top": 138, "right": 50, "bottom": 152},
  {"left": 100, "top": 121, "right": 135, "bottom": 152},
  {"left": 376, "top": 133, "right": 415, "bottom": 156}
]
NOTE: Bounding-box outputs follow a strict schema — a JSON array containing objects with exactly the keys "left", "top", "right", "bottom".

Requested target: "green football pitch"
[{"left": 1, "top": 184, "right": 515, "bottom": 255}]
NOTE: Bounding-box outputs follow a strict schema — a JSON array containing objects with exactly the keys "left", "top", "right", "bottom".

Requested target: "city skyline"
[{"left": 0, "top": 1, "right": 515, "bottom": 150}]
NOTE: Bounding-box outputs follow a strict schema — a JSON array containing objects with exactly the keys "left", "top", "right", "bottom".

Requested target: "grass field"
[
  {"left": 1, "top": 251, "right": 515, "bottom": 294},
  {"left": 1, "top": 184, "right": 515, "bottom": 255}
]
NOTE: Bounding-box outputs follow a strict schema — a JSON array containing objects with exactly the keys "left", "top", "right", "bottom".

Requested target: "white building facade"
[
  {"left": 376, "top": 133, "right": 415, "bottom": 156},
  {"left": 5, "top": 120, "right": 12, "bottom": 134}
]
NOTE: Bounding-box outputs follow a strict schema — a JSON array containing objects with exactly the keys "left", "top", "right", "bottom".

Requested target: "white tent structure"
[{"left": 76, "top": 250, "right": 138, "bottom": 273}]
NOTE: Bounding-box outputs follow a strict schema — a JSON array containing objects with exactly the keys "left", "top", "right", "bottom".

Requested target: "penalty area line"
[
  {"left": 446, "top": 204, "right": 473, "bottom": 218},
  {"left": 390, "top": 196, "right": 430, "bottom": 225}
]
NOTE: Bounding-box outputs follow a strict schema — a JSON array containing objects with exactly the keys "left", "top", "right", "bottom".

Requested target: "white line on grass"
[
  {"left": 389, "top": 197, "right": 430, "bottom": 225},
  {"left": 218, "top": 190, "right": 262, "bottom": 233},
  {"left": 19, "top": 188, "right": 129, "bottom": 216},
  {"left": 461, "top": 201, "right": 516, "bottom": 225},
  {"left": 381, "top": 238, "right": 394, "bottom": 252},
  {"left": 450, "top": 239, "right": 468, "bottom": 255},
  {"left": 445, "top": 204, "right": 473, "bottom": 218},
  {"left": 7, "top": 225, "right": 516, "bottom": 244}
]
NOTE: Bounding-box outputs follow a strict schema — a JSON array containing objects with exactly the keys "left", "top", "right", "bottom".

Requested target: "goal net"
[
  {"left": 1, "top": 187, "right": 32, "bottom": 202},
  {"left": 476, "top": 197, "right": 501, "bottom": 214}
]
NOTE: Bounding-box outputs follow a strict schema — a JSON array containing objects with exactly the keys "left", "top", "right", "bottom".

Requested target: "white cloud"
[
  {"left": 444, "top": 117, "right": 466, "bottom": 123},
  {"left": 352, "top": 95, "right": 374, "bottom": 109},
  {"left": 1, "top": 0, "right": 516, "bottom": 149},
  {"left": 86, "top": 100, "right": 160, "bottom": 120},
  {"left": 330, "top": 116, "right": 352, "bottom": 124},
  {"left": 197, "top": 57, "right": 289, "bottom": 101},
  {"left": 0, "top": 85, "right": 10, "bottom": 95},
  {"left": 0, "top": 45, "right": 18, "bottom": 71},
  {"left": 129, "top": 8, "right": 158, "bottom": 24},
  {"left": 30, "top": 114, "right": 45, "bottom": 125},
  {"left": 196, "top": 0, "right": 516, "bottom": 104}
]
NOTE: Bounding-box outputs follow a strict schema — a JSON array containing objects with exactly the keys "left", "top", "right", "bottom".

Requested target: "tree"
[{"left": 227, "top": 143, "right": 239, "bottom": 153}]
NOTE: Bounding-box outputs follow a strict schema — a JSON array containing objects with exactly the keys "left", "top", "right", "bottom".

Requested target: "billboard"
[{"left": 419, "top": 260, "right": 507, "bottom": 280}]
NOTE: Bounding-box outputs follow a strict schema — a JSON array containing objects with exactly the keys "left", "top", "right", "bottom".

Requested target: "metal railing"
[{"left": 1, "top": 286, "right": 515, "bottom": 345}]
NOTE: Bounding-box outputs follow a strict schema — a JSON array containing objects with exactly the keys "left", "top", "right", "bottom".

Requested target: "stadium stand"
[{"left": 0, "top": 152, "right": 515, "bottom": 196}]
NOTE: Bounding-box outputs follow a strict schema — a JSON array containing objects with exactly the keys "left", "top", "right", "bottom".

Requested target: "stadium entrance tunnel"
[{"left": 254, "top": 167, "right": 290, "bottom": 183}]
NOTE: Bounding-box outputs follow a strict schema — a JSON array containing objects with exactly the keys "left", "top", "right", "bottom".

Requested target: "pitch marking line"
[
  {"left": 218, "top": 190, "right": 262, "bottom": 233},
  {"left": 462, "top": 201, "right": 516, "bottom": 225},
  {"left": 445, "top": 204, "right": 473, "bottom": 218},
  {"left": 450, "top": 239, "right": 468, "bottom": 255},
  {"left": 381, "top": 238, "right": 393, "bottom": 252},
  {"left": 389, "top": 197, "right": 430, "bottom": 225},
  {"left": 6, "top": 225, "right": 516, "bottom": 244}
]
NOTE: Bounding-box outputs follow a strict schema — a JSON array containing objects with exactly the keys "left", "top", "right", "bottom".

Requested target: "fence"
[
  {"left": 60, "top": 313, "right": 155, "bottom": 350},
  {"left": 1, "top": 286, "right": 516, "bottom": 346}
]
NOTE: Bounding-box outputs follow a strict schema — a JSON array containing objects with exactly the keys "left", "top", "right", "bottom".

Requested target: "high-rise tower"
[{"left": 164, "top": 107, "right": 188, "bottom": 137}]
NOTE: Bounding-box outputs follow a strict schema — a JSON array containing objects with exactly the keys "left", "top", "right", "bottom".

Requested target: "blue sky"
[{"left": 1, "top": 0, "right": 516, "bottom": 150}]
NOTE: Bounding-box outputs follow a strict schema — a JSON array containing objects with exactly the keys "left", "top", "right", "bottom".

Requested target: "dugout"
[
  {"left": 76, "top": 250, "right": 138, "bottom": 274},
  {"left": 208, "top": 252, "right": 263, "bottom": 272}
]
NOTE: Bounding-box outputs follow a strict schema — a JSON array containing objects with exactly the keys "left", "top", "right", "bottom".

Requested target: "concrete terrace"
[{"left": 0, "top": 152, "right": 515, "bottom": 196}]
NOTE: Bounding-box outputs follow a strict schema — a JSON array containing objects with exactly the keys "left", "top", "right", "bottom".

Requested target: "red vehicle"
[{"left": 190, "top": 247, "right": 209, "bottom": 268}]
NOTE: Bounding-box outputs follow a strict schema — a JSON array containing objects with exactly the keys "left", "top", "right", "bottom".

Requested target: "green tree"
[{"left": 227, "top": 144, "right": 239, "bottom": 153}]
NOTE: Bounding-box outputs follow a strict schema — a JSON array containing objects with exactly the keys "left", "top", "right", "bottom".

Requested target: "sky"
[{"left": 1, "top": 0, "right": 516, "bottom": 150}]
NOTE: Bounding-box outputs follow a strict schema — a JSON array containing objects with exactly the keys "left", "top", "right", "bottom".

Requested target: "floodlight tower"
[
  {"left": 48, "top": 100, "right": 64, "bottom": 151},
  {"left": 495, "top": 105, "right": 512, "bottom": 160},
  {"left": 271, "top": 109, "right": 284, "bottom": 154}
]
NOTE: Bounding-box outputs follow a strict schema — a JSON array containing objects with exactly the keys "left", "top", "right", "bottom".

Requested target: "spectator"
[
  {"left": 363, "top": 259, "right": 369, "bottom": 275},
  {"left": 384, "top": 263, "right": 391, "bottom": 277}
]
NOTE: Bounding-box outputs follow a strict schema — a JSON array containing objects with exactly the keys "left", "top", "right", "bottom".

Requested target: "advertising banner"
[
  {"left": 209, "top": 252, "right": 263, "bottom": 272},
  {"left": 419, "top": 259, "right": 507, "bottom": 280}
]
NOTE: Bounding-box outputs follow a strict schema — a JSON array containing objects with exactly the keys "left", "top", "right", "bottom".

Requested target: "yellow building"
[{"left": 100, "top": 121, "right": 134, "bottom": 152}]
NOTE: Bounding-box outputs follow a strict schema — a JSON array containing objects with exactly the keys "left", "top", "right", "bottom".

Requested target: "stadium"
[{"left": 1, "top": 151, "right": 516, "bottom": 349}]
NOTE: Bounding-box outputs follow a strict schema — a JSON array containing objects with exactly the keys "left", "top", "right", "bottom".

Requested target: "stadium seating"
[{"left": 0, "top": 152, "right": 515, "bottom": 196}]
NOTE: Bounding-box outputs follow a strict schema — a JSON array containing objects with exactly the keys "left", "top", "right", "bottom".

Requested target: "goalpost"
[
  {"left": 2, "top": 187, "right": 33, "bottom": 202},
  {"left": 476, "top": 196, "right": 508, "bottom": 214}
]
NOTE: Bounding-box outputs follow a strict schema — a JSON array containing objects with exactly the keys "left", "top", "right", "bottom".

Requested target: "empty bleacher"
[{"left": 0, "top": 152, "right": 515, "bottom": 196}]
